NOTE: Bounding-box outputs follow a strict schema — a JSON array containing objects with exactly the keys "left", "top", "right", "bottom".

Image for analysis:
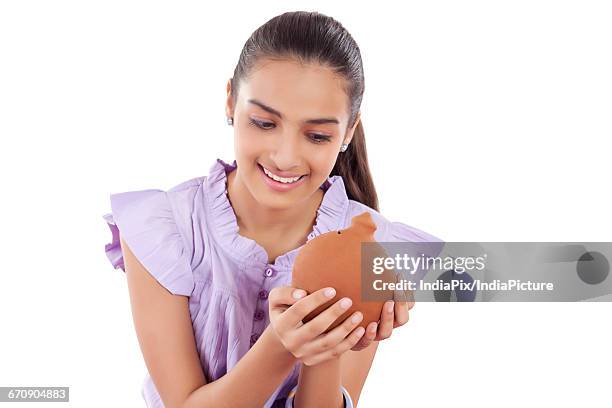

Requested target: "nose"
[{"left": 270, "top": 132, "right": 302, "bottom": 172}]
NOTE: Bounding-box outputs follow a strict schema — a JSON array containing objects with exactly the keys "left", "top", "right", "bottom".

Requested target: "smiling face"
[{"left": 226, "top": 58, "right": 360, "bottom": 210}]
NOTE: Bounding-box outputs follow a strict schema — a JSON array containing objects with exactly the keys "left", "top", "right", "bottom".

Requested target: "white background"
[{"left": 1, "top": 1, "right": 610, "bottom": 407}]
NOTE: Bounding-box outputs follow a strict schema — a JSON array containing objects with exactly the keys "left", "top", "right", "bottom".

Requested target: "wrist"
[
  {"left": 262, "top": 324, "right": 298, "bottom": 364},
  {"left": 294, "top": 357, "right": 343, "bottom": 407},
  {"left": 303, "top": 356, "right": 341, "bottom": 371}
]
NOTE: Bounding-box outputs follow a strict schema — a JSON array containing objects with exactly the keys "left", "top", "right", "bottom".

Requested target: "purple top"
[{"left": 102, "top": 158, "right": 441, "bottom": 407}]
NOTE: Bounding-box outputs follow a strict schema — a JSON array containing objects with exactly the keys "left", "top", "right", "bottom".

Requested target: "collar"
[{"left": 204, "top": 158, "right": 350, "bottom": 270}]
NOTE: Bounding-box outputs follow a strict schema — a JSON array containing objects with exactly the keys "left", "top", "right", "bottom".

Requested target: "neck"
[{"left": 226, "top": 168, "right": 324, "bottom": 238}]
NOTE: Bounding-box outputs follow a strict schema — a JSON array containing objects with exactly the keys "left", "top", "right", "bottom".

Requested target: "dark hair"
[{"left": 230, "top": 11, "right": 379, "bottom": 211}]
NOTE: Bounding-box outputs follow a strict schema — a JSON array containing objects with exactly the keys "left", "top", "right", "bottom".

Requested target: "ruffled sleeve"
[{"left": 102, "top": 189, "right": 195, "bottom": 297}]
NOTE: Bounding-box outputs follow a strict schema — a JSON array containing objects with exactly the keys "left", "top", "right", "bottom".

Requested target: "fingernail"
[
  {"left": 387, "top": 301, "right": 394, "bottom": 313},
  {"left": 370, "top": 323, "right": 377, "bottom": 333},
  {"left": 324, "top": 287, "right": 336, "bottom": 298},
  {"left": 293, "top": 290, "right": 306, "bottom": 299},
  {"left": 351, "top": 312, "right": 362, "bottom": 324},
  {"left": 340, "top": 298, "right": 352, "bottom": 309},
  {"left": 356, "top": 327, "right": 365, "bottom": 336}
]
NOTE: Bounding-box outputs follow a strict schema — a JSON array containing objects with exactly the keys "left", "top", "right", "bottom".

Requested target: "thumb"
[
  {"left": 270, "top": 286, "right": 307, "bottom": 311},
  {"left": 290, "top": 288, "right": 307, "bottom": 302}
]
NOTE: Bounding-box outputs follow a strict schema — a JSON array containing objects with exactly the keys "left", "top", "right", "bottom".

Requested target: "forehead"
[{"left": 240, "top": 58, "right": 349, "bottom": 120}]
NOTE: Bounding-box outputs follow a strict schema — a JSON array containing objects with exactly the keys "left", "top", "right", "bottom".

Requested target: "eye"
[
  {"left": 309, "top": 134, "right": 332, "bottom": 144},
  {"left": 249, "top": 118, "right": 275, "bottom": 130},
  {"left": 249, "top": 118, "right": 332, "bottom": 144}
]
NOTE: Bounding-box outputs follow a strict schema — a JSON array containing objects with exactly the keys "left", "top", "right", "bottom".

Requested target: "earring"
[
  {"left": 340, "top": 143, "right": 348, "bottom": 152},
  {"left": 226, "top": 116, "right": 233, "bottom": 126}
]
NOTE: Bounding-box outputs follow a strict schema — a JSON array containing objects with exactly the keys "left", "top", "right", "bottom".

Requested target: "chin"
[
  {"left": 254, "top": 186, "right": 305, "bottom": 208},
  {"left": 253, "top": 179, "right": 317, "bottom": 210}
]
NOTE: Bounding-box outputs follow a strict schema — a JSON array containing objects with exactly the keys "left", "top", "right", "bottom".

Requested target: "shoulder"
[
  {"left": 167, "top": 175, "right": 206, "bottom": 194},
  {"left": 103, "top": 176, "right": 208, "bottom": 296},
  {"left": 165, "top": 176, "right": 207, "bottom": 227},
  {"left": 109, "top": 175, "right": 207, "bottom": 241},
  {"left": 346, "top": 199, "right": 443, "bottom": 243}
]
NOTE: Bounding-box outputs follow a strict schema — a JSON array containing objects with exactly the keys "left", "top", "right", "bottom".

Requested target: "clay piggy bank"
[{"left": 291, "top": 211, "right": 398, "bottom": 333}]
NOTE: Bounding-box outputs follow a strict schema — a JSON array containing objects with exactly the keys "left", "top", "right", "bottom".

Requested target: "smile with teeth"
[{"left": 261, "top": 166, "right": 305, "bottom": 184}]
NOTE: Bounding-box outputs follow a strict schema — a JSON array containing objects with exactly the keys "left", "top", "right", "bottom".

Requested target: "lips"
[
  {"left": 258, "top": 163, "right": 306, "bottom": 181},
  {"left": 257, "top": 163, "right": 308, "bottom": 192}
]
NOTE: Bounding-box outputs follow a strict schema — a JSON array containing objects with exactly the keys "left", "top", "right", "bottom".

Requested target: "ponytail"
[{"left": 331, "top": 120, "right": 379, "bottom": 211}]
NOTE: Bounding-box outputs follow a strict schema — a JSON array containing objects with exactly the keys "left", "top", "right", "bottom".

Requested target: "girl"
[{"left": 103, "top": 11, "right": 441, "bottom": 408}]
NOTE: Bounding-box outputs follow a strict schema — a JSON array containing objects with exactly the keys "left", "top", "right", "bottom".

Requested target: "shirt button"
[
  {"left": 264, "top": 267, "right": 274, "bottom": 277},
  {"left": 250, "top": 333, "right": 259, "bottom": 344},
  {"left": 254, "top": 310, "right": 265, "bottom": 321},
  {"left": 308, "top": 232, "right": 315, "bottom": 239},
  {"left": 258, "top": 290, "right": 268, "bottom": 300}
]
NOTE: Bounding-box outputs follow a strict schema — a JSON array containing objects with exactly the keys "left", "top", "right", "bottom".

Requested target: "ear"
[
  {"left": 225, "top": 78, "right": 234, "bottom": 118},
  {"left": 343, "top": 111, "right": 361, "bottom": 145}
]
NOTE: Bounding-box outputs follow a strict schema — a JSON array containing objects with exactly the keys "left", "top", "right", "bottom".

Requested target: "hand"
[
  {"left": 350, "top": 288, "right": 415, "bottom": 351},
  {"left": 268, "top": 286, "right": 366, "bottom": 366}
]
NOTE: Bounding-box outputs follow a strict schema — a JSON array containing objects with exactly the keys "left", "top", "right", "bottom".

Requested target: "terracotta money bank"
[{"left": 292, "top": 212, "right": 397, "bottom": 333}]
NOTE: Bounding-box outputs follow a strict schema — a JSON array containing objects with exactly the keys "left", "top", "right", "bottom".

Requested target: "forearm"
[
  {"left": 294, "top": 358, "right": 344, "bottom": 408},
  {"left": 183, "top": 325, "right": 297, "bottom": 408}
]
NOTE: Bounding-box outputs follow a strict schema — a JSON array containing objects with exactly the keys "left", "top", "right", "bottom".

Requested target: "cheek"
[
  {"left": 303, "top": 150, "right": 339, "bottom": 186},
  {"left": 235, "top": 129, "right": 263, "bottom": 157},
  {"left": 311, "top": 148, "right": 339, "bottom": 174}
]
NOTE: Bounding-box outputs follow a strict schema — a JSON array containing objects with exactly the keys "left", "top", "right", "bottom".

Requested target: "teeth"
[{"left": 262, "top": 166, "right": 303, "bottom": 183}]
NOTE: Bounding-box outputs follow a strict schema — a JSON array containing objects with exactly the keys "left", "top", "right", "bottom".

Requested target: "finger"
[
  {"left": 363, "top": 321, "right": 378, "bottom": 344},
  {"left": 350, "top": 333, "right": 372, "bottom": 351},
  {"left": 393, "top": 274, "right": 415, "bottom": 310},
  {"left": 375, "top": 300, "right": 395, "bottom": 340},
  {"left": 403, "top": 288, "right": 415, "bottom": 310},
  {"left": 268, "top": 286, "right": 307, "bottom": 321},
  {"left": 393, "top": 299, "right": 410, "bottom": 328},
  {"left": 393, "top": 287, "right": 407, "bottom": 305},
  {"left": 304, "top": 325, "right": 366, "bottom": 366},
  {"left": 295, "top": 295, "right": 353, "bottom": 341},
  {"left": 278, "top": 287, "right": 337, "bottom": 332},
  {"left": 350, "top": 322, "right": 377, "bottom": 350},
  {"left": 269, "top": 286, "right": 307, "bottom": 309},
  {"left": 392, "top": 288, "right": 409, "bottom": 324},
  {"left": 303, "top": 311, "right": 363, "bottom": 355},
  {"left": 268, "top": 286, "right": 307, "bottom": 334}
]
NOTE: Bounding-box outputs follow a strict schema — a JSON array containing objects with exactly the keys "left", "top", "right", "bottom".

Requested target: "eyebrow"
[{"left": 247, "top": 98, "right": 340, "bottom": 125}]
